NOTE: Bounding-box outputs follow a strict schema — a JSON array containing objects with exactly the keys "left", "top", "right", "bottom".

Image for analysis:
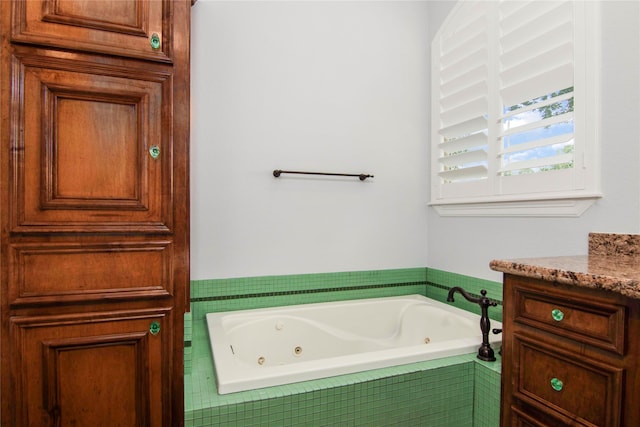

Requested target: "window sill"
[{"left": 430, "top": 194, "right": 602, "bottom": 217}]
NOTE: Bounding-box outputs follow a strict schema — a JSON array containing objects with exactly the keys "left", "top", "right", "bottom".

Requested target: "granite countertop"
[{"left": 490, "top": 233, "right": 640, "bottom": 300}]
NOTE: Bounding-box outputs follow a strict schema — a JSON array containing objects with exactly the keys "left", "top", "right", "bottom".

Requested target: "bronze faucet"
[{"left": 447, "top": 287, "right": 498, "bottom": 362}]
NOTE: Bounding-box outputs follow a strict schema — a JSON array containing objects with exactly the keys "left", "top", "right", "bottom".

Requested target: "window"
[{"left": 430, "top": 0, "right": 601, "bottom": 216}]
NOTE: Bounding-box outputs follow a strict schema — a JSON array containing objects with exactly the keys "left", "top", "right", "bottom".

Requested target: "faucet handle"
[{"left": 480, "top": 289, "right": 498, "bottom": 307}]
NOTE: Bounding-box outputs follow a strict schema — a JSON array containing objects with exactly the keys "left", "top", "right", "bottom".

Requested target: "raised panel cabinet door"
[
  {"left": 10, "top": 0, "right": 173, "bottom": 62},
  {"left": 512, "top": 333, "right": 623, "bottom": 427},
  {"left": 9, "top": 309, "right": 171, "bottom": 427},
  {"left": 10, "top": 48, "right": 173, "bottom": 233}
]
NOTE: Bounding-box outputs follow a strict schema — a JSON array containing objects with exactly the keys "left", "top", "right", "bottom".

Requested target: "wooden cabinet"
[
  {"left": 11, "top": 0, "right": 173, "bottom": 62},
  {"left": 10, "top": 309, "right": 171, "bottom": 426},
  {"left": 501, "top": 275, "right": 640, "bottom": 427},
  {"left": 10, "top": 47, "right": 173, "bottom": 233},
  {"left": 1, "top": 1, "right": 191, "bottom": 426}
]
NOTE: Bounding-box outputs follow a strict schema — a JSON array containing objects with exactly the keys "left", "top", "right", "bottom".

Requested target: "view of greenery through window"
[
  {"left": 441, "top": 87, "right": 575, "bottom": 183},
  {"left": 501, "top": 86, "right": 575, "bottom": 175}
]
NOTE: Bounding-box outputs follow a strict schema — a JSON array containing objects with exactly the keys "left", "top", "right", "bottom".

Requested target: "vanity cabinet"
[
  {"left": 0, "top": 1, "right": 191, "bottom": 426},
  {"left": 501, "top": 275, "right": 640, "bottom": 427}
]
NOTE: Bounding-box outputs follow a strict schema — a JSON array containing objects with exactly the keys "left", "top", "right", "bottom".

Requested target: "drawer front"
[
  {"left": 513, "top": 334, "right": 623, "bottom": 427},
  {"left": 510, "top": 406, "right": 556, "bottom": 427},
  {"left": 513, "top": 284, "right": 626, "bottom": 354},
  {"left": 8, "top": 240, "right": 172, "bottom": 306}
]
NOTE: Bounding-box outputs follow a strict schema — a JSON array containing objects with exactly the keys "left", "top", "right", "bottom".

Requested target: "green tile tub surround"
[
  {"left": 474, "top": 361, "right": 502, "bottom": 427},
  {"left": 186, "top": 267, "right": 504, "bottom": 425},
  {"left": 184, "top": 311, "right": 193, "bottom": 375},
  {"left": 185, "top": 337, "right": 501, "bottom": 427}
]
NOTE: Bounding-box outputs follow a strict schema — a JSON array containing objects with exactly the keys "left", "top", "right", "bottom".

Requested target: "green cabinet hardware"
[{"left": 551, "top": 308, "right": 564, "bottom": 321}]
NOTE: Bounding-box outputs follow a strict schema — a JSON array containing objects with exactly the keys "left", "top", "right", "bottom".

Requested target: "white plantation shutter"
[
  {"left": 435, "top": 2, "right": 490, "bottom": 187},
  {"left": 431, "top": 0, "right": 600, "bottom": 214},
  {"left": 498, "top": 0, "right": 575, "bottom": 177},
  {"left": 499, "top": 1, "right": 574, "bottom": 105}
]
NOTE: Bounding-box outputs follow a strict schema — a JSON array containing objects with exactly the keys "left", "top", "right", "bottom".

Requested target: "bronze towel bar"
[{"left": 273, "top": 169, "right": 374, "bottom": 181}]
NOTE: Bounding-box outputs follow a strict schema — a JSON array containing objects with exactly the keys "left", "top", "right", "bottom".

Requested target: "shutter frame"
[{"left": 431, "top": 0, "right": 600, "bottom": 214}]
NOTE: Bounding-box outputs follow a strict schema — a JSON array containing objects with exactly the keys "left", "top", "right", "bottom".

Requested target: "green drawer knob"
[
  {"left": 150, "top": 33, "right": 161, "bottom": 50},
  {"left": 550, "top": 377, "right": 564, "bottom": 391},
  {"left": 149, "top": 145, "right": 161, "bottom": 159},
  {"left": 149, "top": 321, "right": 161, "bottom": 335},
  {"left": 551, "top": 308, "right": 564, "bottom": 321}
]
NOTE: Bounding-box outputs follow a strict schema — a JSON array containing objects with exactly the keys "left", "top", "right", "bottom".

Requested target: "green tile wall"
[
  {"left": 185, "top": 267, "right": 503, "bottom": 426},
  {"left": 427, "top": 268, "right": 503, "bottom": 322},
  {"left": 473, "top": 361, "right": 502, "bottom": 427},
  {"left": 184, "top": 311, "right": 193, "bottom": 375},
  {"left": 186, "top": 347, "right": 500, "bottom": 426},
  {"left": 190, "top": 268, "right": 428, "bottom": 322},
  {"left": 186, "top": 345, "right": 492, "bottom": 427}
]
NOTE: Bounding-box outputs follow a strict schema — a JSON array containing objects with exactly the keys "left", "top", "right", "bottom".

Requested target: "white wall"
[
  {"left": 426, "top": 0, "right": 640, "bottom": 282},
  {"left": 191, "top": 0, "right": 640, "bottom": 283},
  {"left": 190, "top": 1, "right": 431, "bottom": 279}
]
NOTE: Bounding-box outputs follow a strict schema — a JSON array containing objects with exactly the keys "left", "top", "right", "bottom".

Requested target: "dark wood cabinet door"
[
  {"left": 10, "top": 309, "right": 171, "bottom": 427},
  {"left": 10, "top": 48, "right": 173, "bottom": 233},
  {"left": 11, "top": 0, "right": 173, "bottom": 62}
]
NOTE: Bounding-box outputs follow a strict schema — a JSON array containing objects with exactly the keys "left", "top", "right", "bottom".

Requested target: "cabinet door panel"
[
  {"left": 11, "top": 0, "right": 172, "bottom": 62},
  {"left": 43, "top": 333, "right": 146, "bottom": 426},
  {"left": 513, "top": 333, "right": 622, "bottom": 427},
  {"left": 11, "top": 51, "right": 173, "bottom": 232},
  {"left": 10, "top": 309, "right": 170, "bottom": 427},
  {"left": 8, "top": 240, "right": 173, "bottom": 306}
]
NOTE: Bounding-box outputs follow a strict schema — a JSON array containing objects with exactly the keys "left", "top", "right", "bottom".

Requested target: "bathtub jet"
[{"left": 206, "top": 294, "right": 502, "bottom": 394}]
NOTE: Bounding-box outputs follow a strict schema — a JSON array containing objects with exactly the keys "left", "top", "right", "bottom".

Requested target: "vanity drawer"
[
  {"left": 513, "top": 334, "right": 623, "bottom": 427},
  {"left": 513, "top": 282, "right": 626, "bottom": 354},
  {"left": 510, "top": 406, "right": 555, "bottom": 427},
  {"left": 8, "top": 240, "right": 173, "bottom": 306}
]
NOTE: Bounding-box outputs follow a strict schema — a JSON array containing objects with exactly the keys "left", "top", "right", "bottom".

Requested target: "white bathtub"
[{"left": 206, "top": 294, "right": 502, "bottom": 394}]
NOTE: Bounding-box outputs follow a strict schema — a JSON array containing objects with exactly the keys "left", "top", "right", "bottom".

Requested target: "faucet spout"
[
  {"left": 447, "top": 287, "right": 498, "bottom": 362},
  {"left": 447, "top": 286, "right": 482, "bottom": 304}
]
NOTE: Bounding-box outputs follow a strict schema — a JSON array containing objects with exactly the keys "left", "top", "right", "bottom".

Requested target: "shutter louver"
[
  {"left": 498, "top": 0, "right": 575, "bottom": 176},
  {"left": 435, "top": 2, "right": 490, "bottom": 183}
]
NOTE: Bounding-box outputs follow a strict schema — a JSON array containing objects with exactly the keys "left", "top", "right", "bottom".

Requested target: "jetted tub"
[{"left": 206, "top": 294, "right": 502, "bottom": 394}]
